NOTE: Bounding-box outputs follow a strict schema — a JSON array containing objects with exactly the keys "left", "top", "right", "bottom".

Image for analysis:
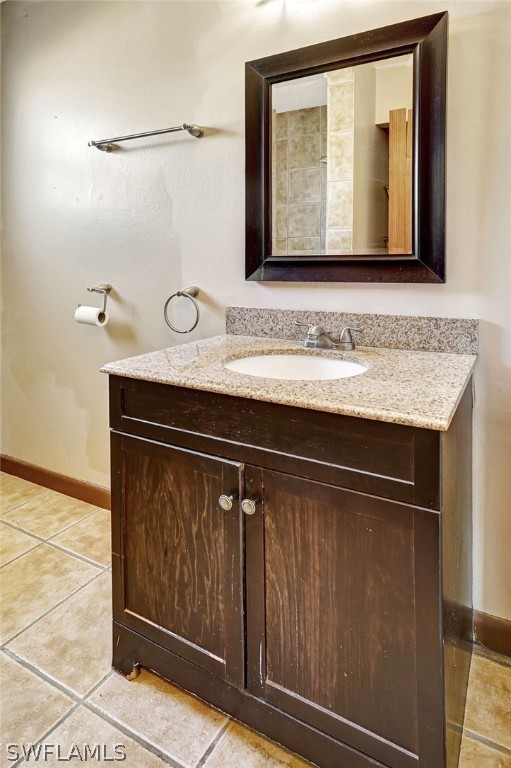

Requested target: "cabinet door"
[
  {"left": 112, "top": 432, "right": 244, "bottom": 686},
  {"left": 245, "top": 467, "right": 433, "bottom": 768}
]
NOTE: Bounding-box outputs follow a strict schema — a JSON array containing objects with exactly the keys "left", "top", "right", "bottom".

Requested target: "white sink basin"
[{"left": 224, "top": 353, "right": 366, "bottom": 381}]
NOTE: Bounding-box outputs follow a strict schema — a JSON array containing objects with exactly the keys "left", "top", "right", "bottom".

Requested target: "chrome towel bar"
[{"left": 88, "top": 123, "right": 204, "bottom": 152}]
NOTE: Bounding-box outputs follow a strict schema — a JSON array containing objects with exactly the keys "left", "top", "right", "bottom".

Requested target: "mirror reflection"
[{"left": 271, "top": 54, "right": 413, "bottom": 257}]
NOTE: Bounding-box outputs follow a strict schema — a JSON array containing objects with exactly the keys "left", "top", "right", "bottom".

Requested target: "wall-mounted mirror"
[{"left": 246, "top": 13, "right": 448, "bottom": 283}]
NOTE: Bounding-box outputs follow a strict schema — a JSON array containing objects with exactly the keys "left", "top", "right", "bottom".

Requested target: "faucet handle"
[
  {"left": 294, "top": 320, "right": 324, "bottom": 348},
  {"left": 294, "top": 320, "right": 315, "bottom": 336},
  {"left": 339, "top": 326, "right": 360, "bottom": 343}
]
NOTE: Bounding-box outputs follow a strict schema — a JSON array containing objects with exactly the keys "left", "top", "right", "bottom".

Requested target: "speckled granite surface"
[
  {"left": 102, "top": 335, "right": 477, "bottom": 431},
  {"left": 226, "top": 308, "right": 479, "bottom": 355}
]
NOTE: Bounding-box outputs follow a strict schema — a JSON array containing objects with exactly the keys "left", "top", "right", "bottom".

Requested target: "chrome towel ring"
[{"left": 163, "top": 286, "right": 200, "bottom": 334}]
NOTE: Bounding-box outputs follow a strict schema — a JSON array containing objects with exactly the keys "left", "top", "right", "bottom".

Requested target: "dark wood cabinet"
[
  {"left": 109, "top": 375, "right": 473, "bottom": 768},
  {"left": 112, "top": 434, "right": 244, "bottom": 686},
  {"left": 247, "top": 468, "right": 419, "bottom": 764}
]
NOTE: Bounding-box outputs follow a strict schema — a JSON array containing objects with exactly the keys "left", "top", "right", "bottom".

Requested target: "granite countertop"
[{"left": 101, "top": 335, "right": 477, "bottom": 431}]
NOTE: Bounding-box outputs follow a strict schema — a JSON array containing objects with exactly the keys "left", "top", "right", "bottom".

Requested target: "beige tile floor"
[{"left": 1, "top": 471, "right": 510, "bottom": 768}]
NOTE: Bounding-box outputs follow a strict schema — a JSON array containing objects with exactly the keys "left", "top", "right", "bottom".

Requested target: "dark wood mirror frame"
[{"left": 245, "top": 12, "right": 448, "bottom": 283}]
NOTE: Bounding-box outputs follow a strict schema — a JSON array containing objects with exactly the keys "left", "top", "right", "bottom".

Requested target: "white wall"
[
  {"left": 374, "top": 57, "right": 413, "bottom": 124},
  {"left": 1, "top": 0, "right": 510, "bottom": 621}
]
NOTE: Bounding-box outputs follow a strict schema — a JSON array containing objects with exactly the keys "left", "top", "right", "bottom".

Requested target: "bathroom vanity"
[{"left": 104, "top": 334, "right": 476, "bottom": 768}]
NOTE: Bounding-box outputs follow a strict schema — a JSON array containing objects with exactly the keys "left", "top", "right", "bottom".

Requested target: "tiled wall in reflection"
[
  {"left": 325, "top": 68, "right": 354, "bottom": 254},
  {"left": 272, "top": 106, "right": 327, "bottom": 256}
]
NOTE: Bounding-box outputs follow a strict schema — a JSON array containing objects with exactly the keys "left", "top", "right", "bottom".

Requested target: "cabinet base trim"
[
  {"left": 474, "top": 611, "right": 511, "bottom": 658},
  {"left": 113, "top": 622, "right": 393, "bottom": 768},
  {"left": 1, "top": 455, "right": 111, "bottom": 510}
]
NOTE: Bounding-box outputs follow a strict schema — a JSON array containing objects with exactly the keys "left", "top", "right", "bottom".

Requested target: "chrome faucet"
[{"left": 295, "top": 321, "right": 361, "bottom": 351}]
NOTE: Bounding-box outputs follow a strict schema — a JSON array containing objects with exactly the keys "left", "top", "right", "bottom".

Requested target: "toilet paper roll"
[{"left": 74, "top": 305, "right": 109, "bottom": 327}]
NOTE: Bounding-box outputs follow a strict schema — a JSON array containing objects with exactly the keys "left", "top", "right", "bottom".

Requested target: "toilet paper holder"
[{"left": 80, "top": 283, "right": 112, "bottom": 315}]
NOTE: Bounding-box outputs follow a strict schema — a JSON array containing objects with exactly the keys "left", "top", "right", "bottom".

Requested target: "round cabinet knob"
[
  {"left": 241, "top": 498, "right": 257, "bottom": 515},
  {"left": 218, "top": 494, "right": 233, "bottom": 511}
]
